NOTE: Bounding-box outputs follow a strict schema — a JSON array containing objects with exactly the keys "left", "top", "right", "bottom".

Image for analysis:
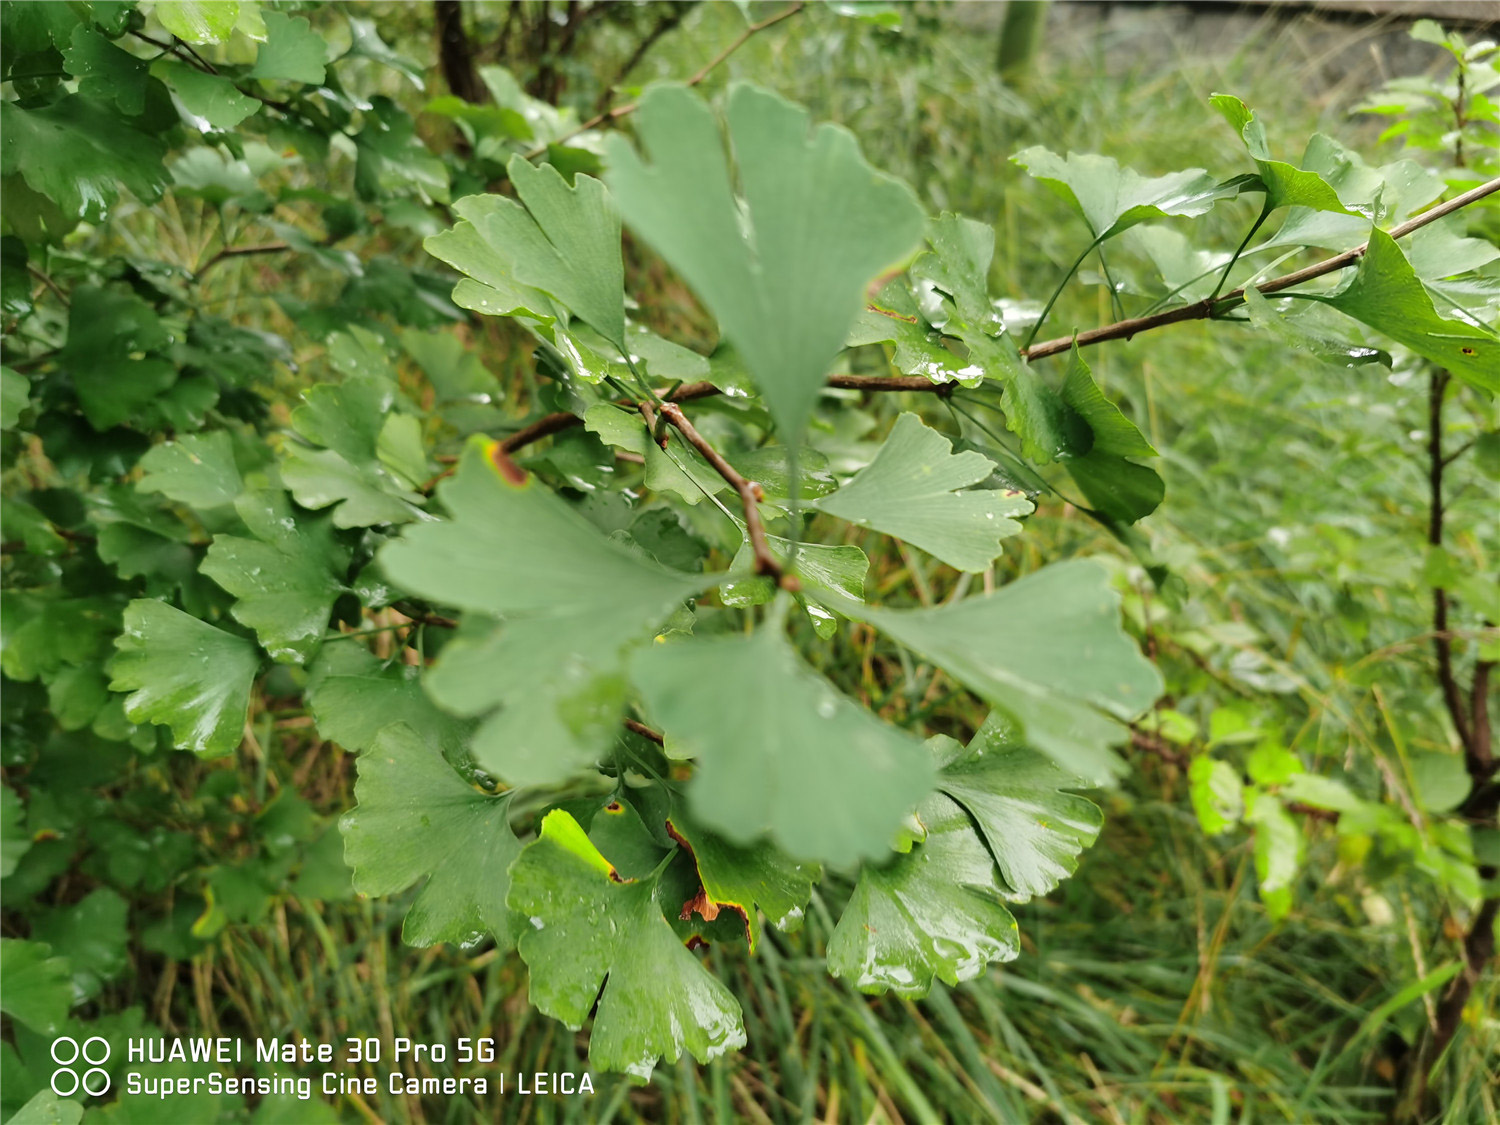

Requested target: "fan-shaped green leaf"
[
  {"left": 379, "top": 438, "right": 706, "bottom": 786},
  {"left": 107, "top": 600, "right": 259, "bottom": 758},
  {"left": 159, "top": 62, "right": 261, "bottom": 130},
  {"left": 1316, "top": 228, "right": 1500, "bottom": 393},
  {"left": 814, "top": 413, "right": 1032, "bottom": 572},
  {"left": 137, "top": 431, "right": 244, "bottom": 509},
  {"left": 605, "top": 82, "right": 925, "bottom": 440},
  {"left": 249, "top": 11, "right": 326, "bottom": 85},
  {"left": 827, "top": 790, "right": 1019, "bottom": 997},
  {"left": 630, "top": 618, "right": 934, "bottom": 866},
  {"left": 155, "top": 1, "right": 240, "bottom": 45},
  {"left": 667, "top": 809, "right": 818, "bottom": 950},
  {"left": 307, "top": 648, "right": 471, "bottom": 763},
  {"left": 341, "top": 723, "right": 519, "bottom": 949},
  {"left": 0, "top": 939, "right": 73, "bottom": 1035},
  {"left": 508, "top": 810, "right": 746, "bottom": 1080},
  {"left": 1012, "top": 148, "right": 1242, "bottom": 240},
  {"left": 63, "top": 27, "right": 148, "bottom": 115},
  {"left": 200, "top": 490, "right": 349, "bottom": 665},
  {"left": 936, "top": 712, "right": 1103, "bottom": 901},
  {"left": 835, "top": 560, "right": 1161, "bottom": 782},
  {"left": 1211, "top": 94, "right": 1360, "bottom": 216}
]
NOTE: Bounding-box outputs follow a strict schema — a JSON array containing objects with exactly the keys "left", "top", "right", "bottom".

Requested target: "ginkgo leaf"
[
  {"left": 341, "top": 723, "right": 519, "bottom": 948},
  {"left": 108, "top": 600, "right": 260, "bottom": 758},
  {"left": 281, "top": 379, "right": 427, "bottom": 527},
  {"left": 629, "top": 617, "right": 934, "bottom": 866},
  {"left": 159, "top": 62, "right": 262, "bottom": 130},
  {"left": 503, "top": 155, "right": 625, "bottom": 346},
  {"left": 1260, "top": 134, "right": 1440, "bottom": 252},
  {"left": 1211, "top": 95, "right": 1360, "bottom": 216},
  {"left": 155, "top": 1, "right": 240, "bottom": 45},
  {"left": 935, "top": 711, "right": 1103, "bottom": 901},
  {"left": 1240, "top": 288, "right": 1389, "bottom": 368},
  {"left": 583, "top": 403, "right": 728, "bottom": 503},
  {"left": 917, "top": 213, "right": 1003, "bottom": 333},
  {"left": 137, "top": 431, "right": 244, "bottom": 509},
  {"left": 827, "top": 790, "right": 1019, "bottom": 997},
  {"left": 200, "top": 490, "right": 349, "bottom": 664},
  {"left": 666, "top": 808, "right": 818, "bottom": 949},
  {"left": 0, "top": 98, "right": 169, "bottom": 224},
  {"left": 379, "top": 438, "right": 706, "bottom": 786},
  {"left": 845, "top": 302, "right": 976, "bottom": 386},
  {"left": 1057, "top": 345, "right": 1164, "bottom": 524},
  {"left": 0, "top": 939, "right": 73, "bottom": 1035},
  {"left": 307, "top": 648, "right": 471, "bottom": 763},
  {"left": 63, "top": 27, "right": 148, "bottom": 115},
  {"left": 507, "top": 810, "right": 746, "bottom": 1080},
  {"left": 814, "top": 413, "right": 1032, "bottom": 572},
  {"left": 429, "top": 156, "right": 624, "bottom": 347},
  {"left": 1316, "top": 228, "right": 1500, "bottom": 393},
  {"left": 249, "top": 11, "right": 326, "bottom": 85},
  {"left": 606, "top": 82, "right": 925, "bottom": 440},
  {"left": 1012, "top": 148, "right": 1243, "bottom": 241},
  {"left": 832, "top": 560, "right": 1161, "bottom": 782}
]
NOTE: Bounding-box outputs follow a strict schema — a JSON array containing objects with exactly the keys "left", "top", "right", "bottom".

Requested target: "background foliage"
[{"left": 2, "top": 2, "right": 1497, "bottom": 1123}]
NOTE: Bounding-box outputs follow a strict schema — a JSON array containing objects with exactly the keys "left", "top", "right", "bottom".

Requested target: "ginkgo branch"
[
  {"left": 1021, "top": 174, "right": 1500, "bottom": 361},
  {"left": 659, "top": 401, "right": 792, "bottom": 587},
  {"left": 525, "top": 1, "right": 807, "bottom": 159},
  {"left": 494, "top": 177, "right": 1499, "bottom": 465}
]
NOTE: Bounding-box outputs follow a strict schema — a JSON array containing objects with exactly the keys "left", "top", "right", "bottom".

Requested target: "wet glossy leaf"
[
  {"left": 1241, "top": 288, "right": 1389, "bottom": 368},
  {"left": 155, "top": 1, "right": 240, "bottom": 45},
  {"left": 827, "top": 791, "right": 1019, "bottom": 997},
  {"left": 249, "top": 11, "right": 326, "bottom": 85},
  {"left": 814, "top": 413, "right": 1032, "bottom": 572},
  {"left": 428, "top": 155, "right": 623, "bottom": 346},
  {"left": 108, "top": 600, "right": 260, "bottom": 758},
  {"left": 0, "top": 939, "right": 72, "bottom": 1034},
  {"left": 583, "top": 403, "right": 728, "bottom": 503},
  {"left": 59, "top": 287, "right": 175, "bottom": 430},
  {"left": 837, "top": 560, "right": 1161, "bottom": 782},
  {"left": 341, "top": 723, "right": 519, "bottom": 948},
  {"left": 201, "top": 490, "right": 349, "bottom": 665},
  {"left": 1317, "top": 228, "right": 1500, "bottom": 392},
  {"left": 136, "top": 431, "right": 243, "bottom": 510},
  {"left": 9, "top": 1090, "right": 83, "bottom": 1125},
  {"left": 63, "top": 27, "right": 147, "bottom": 115},
  {"left": 667, "top": 809, "right": 818, "bottom": 949},
  {"left": 0, "top": 98, "right": 168, "bottom": 222},
  {"left": 606, "top": 82, "right": 925, "bottom": 439},
  {"left": 281, "top": 379, "right": 427, "bottom": 527},
  {"left": 508, "top": 810, "right": 746, "bottom": 1080},
  {"left": 630, "top": 619, "right": 934, "bottom": 866},
  {"left": 937, "top": 711, "right": 1103, "bottom": 901},
  {"left": 1013, "top": 147, "right": 1241, "bottom": 240},
  {"left": 1212, "top": 94, "right": 1360, "bottom": 215},
  {"left": 379, "top": 439, "right": 706, "bottom": 786},
  {"left": 160, "top": 61, "right": 261, "bottom": 130}
]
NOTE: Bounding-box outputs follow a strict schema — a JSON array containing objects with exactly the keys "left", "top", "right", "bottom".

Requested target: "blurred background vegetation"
[{"left": 3, "top": 2, "right": 1497, "bottom": 1123}]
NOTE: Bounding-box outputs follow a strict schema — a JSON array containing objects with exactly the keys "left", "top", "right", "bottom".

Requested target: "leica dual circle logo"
[{"left": 50, "top": 1036, "right": 111, "bottom": 1097}]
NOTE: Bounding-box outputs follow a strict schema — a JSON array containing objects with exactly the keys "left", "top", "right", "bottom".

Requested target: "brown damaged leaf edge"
[
  {"left": 665, "top": 819, "right": 754, "bottom": 946},
  {"left": 485, "top": 439, "right": 530, "bottom": 487}
]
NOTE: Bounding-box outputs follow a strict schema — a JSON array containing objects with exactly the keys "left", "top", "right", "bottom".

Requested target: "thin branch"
[
  {"left": 1021, "top": 175, "right": 1500, "bottom": 362},
  {"left": 489, "top": 177, "right": 1499, "bottom": 458},
  {"left": 194, "top": 242, "right": 291, "bottom": 281},
  {"left": 660, "top": 401, "right": 792, "bottom": 587},
  {"left": 27, "top": 265, "right": 68, "bottom": 307},
  {"left": 1427, "top": 370, "right": 1476, "bottom": 760},
  {"left": 624, "top": 718, "right": 665, "bottom": 746},
  {"left": 525, "top": 1, "right": 806, "bottom": 158},
  {"left": 595, "top": 2, "right": 697, "bottom": 114}
]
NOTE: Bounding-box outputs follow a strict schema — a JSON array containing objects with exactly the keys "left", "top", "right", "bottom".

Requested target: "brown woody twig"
[
  {"left": 659, "top": 401, "right": 793, "bottom": 588},
  {"left": 525, "top": 1, "right": 806, "bottom": 159}
]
